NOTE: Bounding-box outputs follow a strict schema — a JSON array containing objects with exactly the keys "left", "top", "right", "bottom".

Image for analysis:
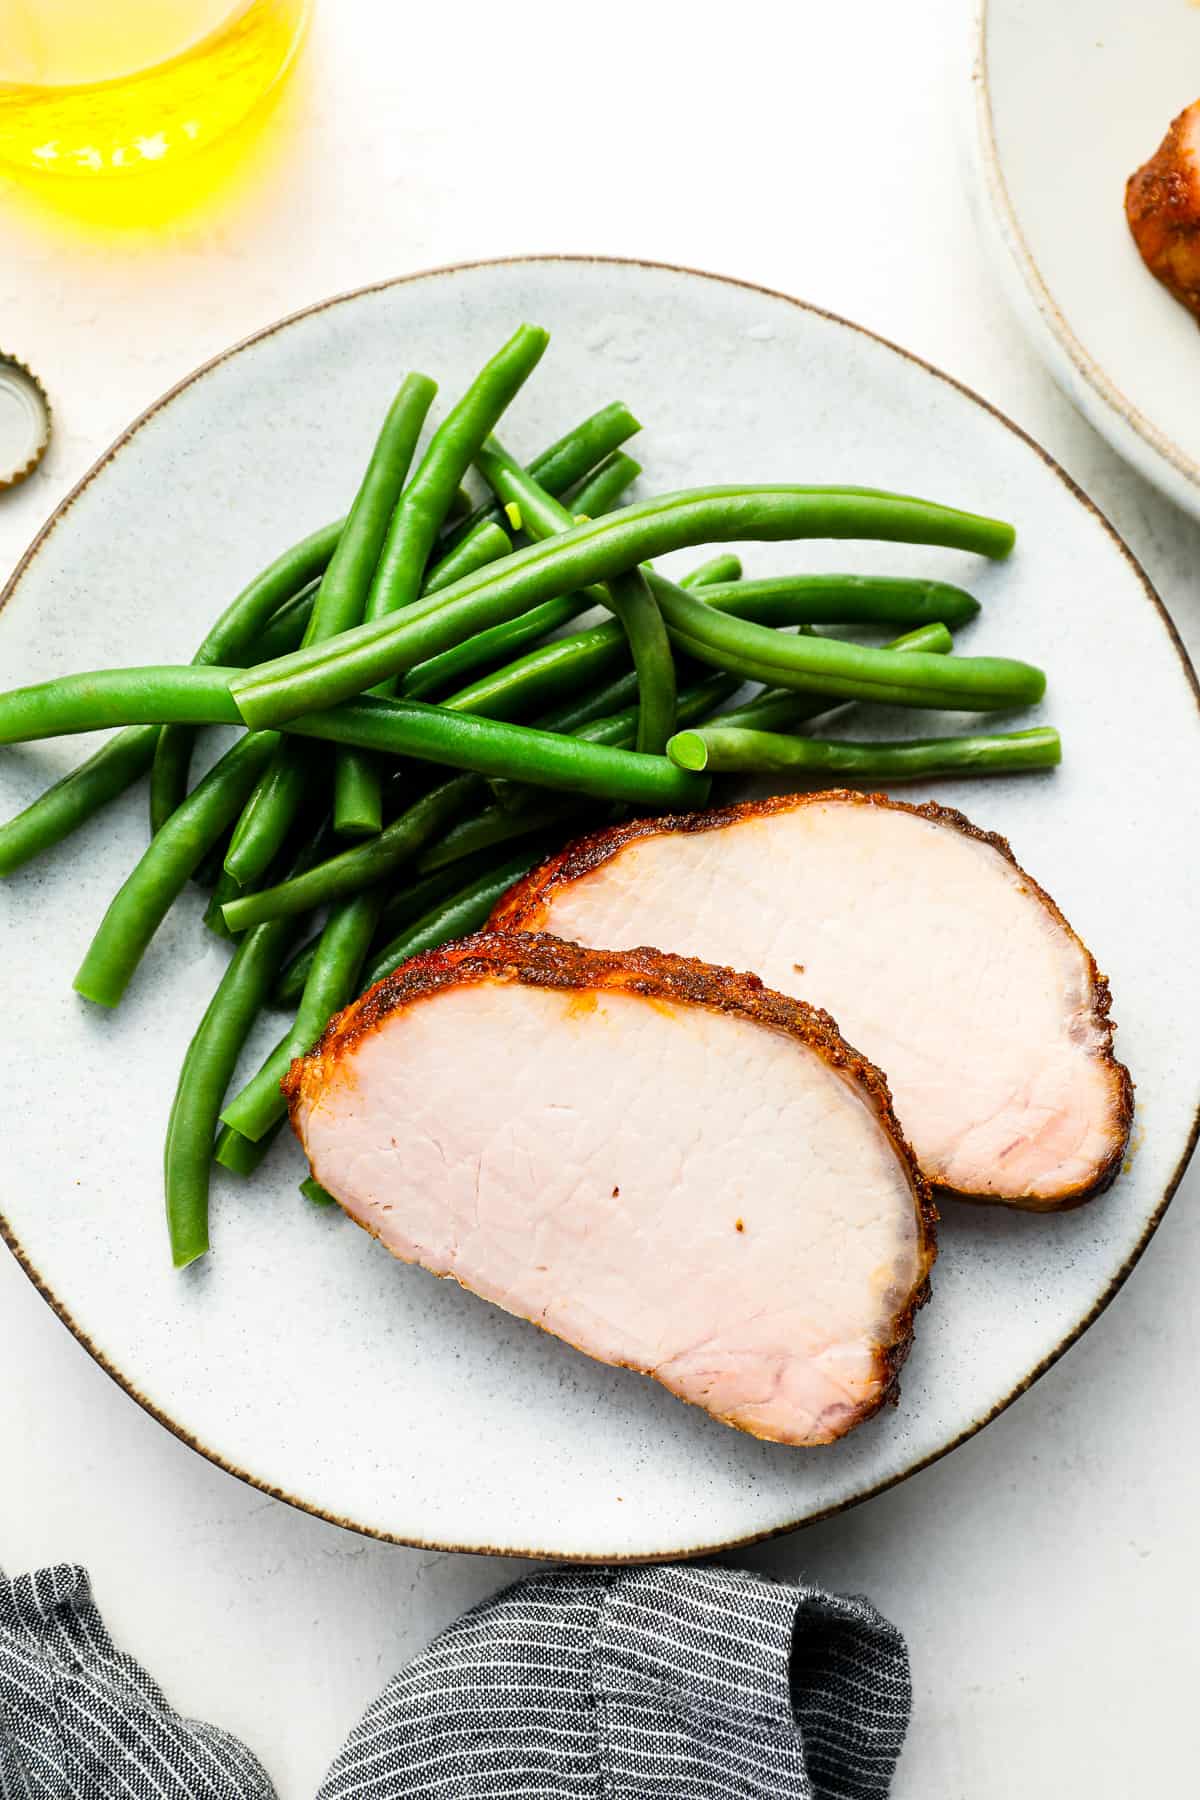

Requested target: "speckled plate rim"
[
  {"left": 1, "top": 254, "right": 1197, "bottom": 1562},
  {"left": 971, "top": 0, "right": 1200, "bottom": 522}
]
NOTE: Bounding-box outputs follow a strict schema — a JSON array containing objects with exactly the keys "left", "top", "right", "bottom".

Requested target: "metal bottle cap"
[{"left": 0, "top": 353, "right": 51, "bottom": 491}]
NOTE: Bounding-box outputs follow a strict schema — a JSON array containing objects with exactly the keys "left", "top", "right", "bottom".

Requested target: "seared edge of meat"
[
  {"left": 490, "top": 790, "right": 1134, "bottom": 1211},
  {"left": 1126, "top": 102, "right": 1200, "bottom": 321},
  {"left": 286, "top": 931, "right": 937, "bottom": 1441}
]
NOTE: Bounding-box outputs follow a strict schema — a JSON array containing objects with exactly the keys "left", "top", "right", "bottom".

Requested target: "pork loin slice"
[
  {"left": 286, "top": 933, "right": 934, "bottom": 1447},
  {"left": 493, "top": 794, "right": 1133, "bottom": 1209},
  {"left": 1126, "top": 100, "right": 1200, "bottom": 322}
]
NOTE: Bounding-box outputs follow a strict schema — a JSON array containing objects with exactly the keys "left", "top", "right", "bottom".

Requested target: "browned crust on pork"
[
  {"left": 489, "top": 790, "right": 1134, "bottom": 1211},
  {"left": 1126, "top": 104, "right": 1200, "bottom": 322},
  {"left": 286, "top": 931, "right": 937, "bottom": 1443}
]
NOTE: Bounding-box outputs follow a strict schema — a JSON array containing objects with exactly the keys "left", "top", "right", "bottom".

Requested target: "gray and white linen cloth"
[{"left": 0, "top": 1560, "right": 910, "bottom": 1798}]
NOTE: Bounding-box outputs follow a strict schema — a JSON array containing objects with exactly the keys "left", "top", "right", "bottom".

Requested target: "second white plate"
[{"left": 974, "top": 0, "right": 1200, "bottom": 518}]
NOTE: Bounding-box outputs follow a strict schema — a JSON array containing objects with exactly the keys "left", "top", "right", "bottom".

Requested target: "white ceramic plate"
[
  {"left": 1, "top": 257, "right": 1197, "bottom": 1559},
  {"left": 973, "top": 0, "right": 1200, "bottom": 518}
]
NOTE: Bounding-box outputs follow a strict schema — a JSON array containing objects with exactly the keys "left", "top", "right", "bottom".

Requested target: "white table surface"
[{"left": 1, "top": 3, "right": 1196, "bottom": 1793}]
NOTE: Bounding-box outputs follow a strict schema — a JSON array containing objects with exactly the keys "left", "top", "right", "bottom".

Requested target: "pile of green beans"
[{"left": 0, "top": 318, "right": 1064, "bottom": 1270}]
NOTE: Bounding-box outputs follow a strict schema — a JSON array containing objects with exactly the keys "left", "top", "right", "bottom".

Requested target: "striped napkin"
[{"left": 0, "top": 1560, "right": 910, "bottom": 1797}]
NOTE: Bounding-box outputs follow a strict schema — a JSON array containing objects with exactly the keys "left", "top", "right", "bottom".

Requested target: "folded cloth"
[
  {"left": 0, "top": 1562, "right": 275, "bottom": 1799},
  {"left": 318, "top": 1565, "right": 911, "bottom": 1800},
  {"left": 0, "top": 1561, "right": 910, "bottom": 1799}
]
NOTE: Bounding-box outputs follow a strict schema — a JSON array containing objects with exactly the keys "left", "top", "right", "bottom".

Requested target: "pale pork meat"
[
  {"left": 494, "top": 794, "right": 1132, "bottom": 1208},
  {"left": 286, "top": 934, "right": 935, "bottom": 1447}
]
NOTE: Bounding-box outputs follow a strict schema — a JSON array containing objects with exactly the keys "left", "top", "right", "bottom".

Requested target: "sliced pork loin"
[
  {"left": 1126, "top": 100, "right": 1200, "bottom": 322},
  {"left": 286, "top": 934, "right": 935, "bottom": 1447},
  {"left": 493, "top": 794, "right": 1133, "bottom": 1209}
]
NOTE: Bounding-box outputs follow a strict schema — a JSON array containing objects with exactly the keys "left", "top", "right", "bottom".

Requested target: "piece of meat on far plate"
[
  {"left": 1127, "top": 99, "right": 1200, "bottom": 320},
  {"left": 286, "top": 934, "right": 935, "bottom": 1448},
  {"left": 493, "top": 792, "right": 1133, "bottom": 1209}
]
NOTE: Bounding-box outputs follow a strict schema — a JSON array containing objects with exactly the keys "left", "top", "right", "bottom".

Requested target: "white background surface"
[{"left": 0, "top": 2, "right": 1196, "bottom": 1794}]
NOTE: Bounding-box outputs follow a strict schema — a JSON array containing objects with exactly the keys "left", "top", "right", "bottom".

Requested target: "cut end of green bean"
[
  {"left": 171, "top": 1222, "right": 210, "bottom": 1269},
  {"left": 889, "top": 622, "right": 954, "bottom": 656},
  {"left": 72, "top": 969, "right": 119, "bottom": 1008},
  {"left": 504, "top": 501, "right": 522, "bottom": 532},
  {"left": 215, "top": 1121, "right": 280, "bottom": 1178},
  {"left": 333, "top": 750, "right": 384, "bottom": 838},
  {"left": 666, "top": 730, "right": 710, "bottom": 772}
]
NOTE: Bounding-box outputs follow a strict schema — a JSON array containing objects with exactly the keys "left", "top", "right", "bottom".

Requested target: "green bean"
[
  {"left": 148, "top": 519, "right": 345, "bottom": 835},
  {"left": 360, "top": 845, "right": 556, "bottom": 989},
  {"left": 336, "top": 328, "right": 549, "bottom": 835},
  {"left": 647, "top": 572, "right": 1041, "bottom": 712},
  {"left": 476, "top": 438, "right": 678, "bottom": 753},
  {"left": 533, "top": 671, "right": 640, "bottom": 736},
  {"left": 221, "top": 775, "right": 480, "bottom": 932},
  {"left": 242, "top": 374, "right": 432, "bottom": 844},
  {"left": 668, "top": 724, "right": 1063, "bottom": 779},
  {"left": 680, "top": 554, "right": 743, "bottom": 588},
  {"left": 437, "top": 401, "right": 641, "bottom": 553},
  {"left": 307, "top": 373, "right": 438, "bottom": 644},
  {"left": 603, "top": 566, "right": 676, "bottom": 753},
  {"left": 0, "top": 666, "right": 240, "bottom": 741},
  {"left": 474, "top": 435, "right": 581, "bottom": 540},
  {"left": 399, "top": 592, "right": 595, "bottom": 703},
  {"left": 214, "top": 1119, "right": 282, "bottom": 1177},
  {"left": 280, "top": 696, "right": 711, "bottom": 811},
  {"left": 271, "top": 857, "right": 496, "bottom": 1007},
  {"left": 194, "top": 832, "right": 231, "bottom": 891},
  {"left": 223, "top": 739, "right": 320, "bottom": 887},
  {"left": 220, "top": 890, "right": 383, "bottom": 1141},
  {"left": 418, "top": 795, "right": 582, "bottom": 872},
  {"left": 165, "top": 843, "right": 312, "bottom": 1266},
  {"left": 0, "top": 726, "right": 160, "bottom": 878},
  {"left": 421, "top": 520, "right": 512, "bottom": 595},
  {"left": 566, "top": 451, "right": 642, "bottom": 518},
  {"left": 270, "top": 940, "right": 317, "bottom": 1008},
  {"left": 720, "top": 623, "right": 953, "bottom": 733},
  {"left": 73, "top": 730, "right": 279, "bottom": 1007},
  {"left": 434, "top": 618, "right": 630, "bottom": 723},
  {"left": 243, "top": 582, "right": 319, "bottom": 662},
  {"left": 675, "top": 573, "right": 979, "bottom": 630},
  {"left": 228, "top": 487, "right": 1018, "bottom": 727},
  {"left": 203, "top": 864, "right": 243, "bottom": 940},
  {"left": 300, "top": 1176, "right": 338, "bottom": 1207}
]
